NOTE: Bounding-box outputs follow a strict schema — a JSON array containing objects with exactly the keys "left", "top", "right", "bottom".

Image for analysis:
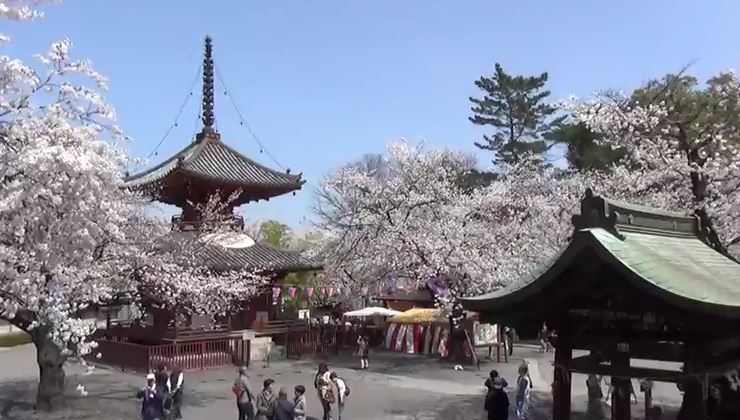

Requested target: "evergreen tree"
[
  {"left": 469, "top": 63, "right": 563, "bottom": 164},
  {"left": 546, "top": 122, "right": 624, "bottom": 171}
]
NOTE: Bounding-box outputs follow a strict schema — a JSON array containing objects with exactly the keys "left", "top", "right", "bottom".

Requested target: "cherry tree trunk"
[{"left": 32, "top": 332, "right": 66, "bottom": 411}]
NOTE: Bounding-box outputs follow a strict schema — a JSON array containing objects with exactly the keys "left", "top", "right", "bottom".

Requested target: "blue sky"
[{"left": 6, "top": 0, "right": 740, "bottom": 229}]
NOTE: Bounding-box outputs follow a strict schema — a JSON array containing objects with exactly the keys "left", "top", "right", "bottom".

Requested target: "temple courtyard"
[{"left": 0, "top": 343, "right": 684, "bottom": 419}]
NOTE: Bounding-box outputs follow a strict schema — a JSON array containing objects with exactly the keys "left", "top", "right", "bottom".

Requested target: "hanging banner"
[
  {"left": 328, "top": 287, "right": 334, "bottom": 297},
  {"left": 360, "top": 286, "right": 369, "bottom": 296},
  {"left": 306, "top": 287, "right": 314, "bottom": 299},
  {"left": 288, "top": 287, "right": 297, "bottom": 298},
  {"left": 321, "top": 287, "right": 328, "bottom": 297},
  {"left": 272, "top": 287, "right": 281, "bottom": 300}
]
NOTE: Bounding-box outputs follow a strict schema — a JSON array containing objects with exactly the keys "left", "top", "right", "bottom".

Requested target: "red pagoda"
[{"left": 96, "top": 37, "right": 320, "bottom": 372}]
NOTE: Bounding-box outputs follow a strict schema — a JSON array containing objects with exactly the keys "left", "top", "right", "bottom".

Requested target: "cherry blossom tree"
[
  {"left": 0, "top": 1, "right": 264, "bottom": 410},
  {"left": 566, "top": 71, "right": 740, "bottom": 256},
  {"left": 314, "top": 141, "right": 586, "bottom": 316}
]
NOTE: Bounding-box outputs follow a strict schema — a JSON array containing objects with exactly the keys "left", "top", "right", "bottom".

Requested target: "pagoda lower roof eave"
[{"left": 197, "top": 241, "right": 321, "bottom": 275}]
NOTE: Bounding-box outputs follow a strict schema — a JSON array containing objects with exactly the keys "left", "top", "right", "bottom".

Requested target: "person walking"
[
  {"left": 538, "top": 323, "right": 552, "bottom": 353},
  {"left": 169, "top": 366, "right": 184, "bottom": 419},
  {"left": 272, "top": 387, "right": 295, "bottom": 420},
  {"left": 515, "top": 363, "right": 532, "bottom": 419},
  {"left": 233, "top": 366, "right": 255, "bottom": 420},
  {"left": 505, "top": 326, "right": 515, "bottom": 357},
  {"left": 330, "top": 372, "right": 349, "bottom": 420},
  {"left": 357, "top": 335, "right": 369, "bottom": 369},
  {"left": 314, "top": 362, "right": 334, "bottom": 420},
  {"left": 137, "top": 373, "right": 165, "bottom": 420},
  {"left": 484, "top": 377, "right": 510, "bottom": 420},
  {"left": 255, "top": 378, "right": 277, "bottom": 420},
  {"left": 293, "top": 385, "right": 308, "bottom": 420}
]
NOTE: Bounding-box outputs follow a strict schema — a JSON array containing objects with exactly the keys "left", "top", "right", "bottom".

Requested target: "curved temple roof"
[
  {"left": 124, "top": 134, "right": 304, "bottom": 195},
  {"left": 463, "top": 190, "right": 740, "bottom": 319},
  {"left": 180, "top": 231, "right": 321, "bottom": 275}
]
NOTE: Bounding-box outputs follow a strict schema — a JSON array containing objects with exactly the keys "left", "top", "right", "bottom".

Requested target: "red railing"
[
  {"left": 94, "top": 338, "right": 250, "bottom": 372},
  {"left": 95, "top": 339, "right": 151, "bottom": 372}
]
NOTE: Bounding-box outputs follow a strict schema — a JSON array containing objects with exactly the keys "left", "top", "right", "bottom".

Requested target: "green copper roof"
[
  {"left": 590, "top": 228, "right": 740, "bottom": 307},
  {"left": 464, "top": 190, "right": 740, "bottom": 319},
  {"left": 463, "top": 227, "right": 740, "bottom": 317}
]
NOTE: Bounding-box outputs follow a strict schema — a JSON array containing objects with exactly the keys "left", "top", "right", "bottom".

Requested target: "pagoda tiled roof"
[
  {"left": 179, "top": 231, "right": 321, "bottom": 275},
  {"left": 202, "top": 242, "right": 320, "bottom": 274},
  {"left": 125, "top": 134, "right": 304, "bottom": 192}
]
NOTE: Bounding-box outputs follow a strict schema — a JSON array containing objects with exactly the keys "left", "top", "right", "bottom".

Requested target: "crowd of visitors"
[{"left": 229, "top": 361, "right": 349, "bottom": 420}]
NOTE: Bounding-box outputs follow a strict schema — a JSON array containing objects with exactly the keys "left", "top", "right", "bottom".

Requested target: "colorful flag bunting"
[
  {"left": 272, "top": 287, "right": 281, "bottom": 300},
  {"left": 306, "top": 287, "right": 314, "bottom": 299},
  {"left": 328, "top": 287, "right": 334, "bottom": 297},
  {"left": 360, "top": 286, "right": 369, "bottom": 296},
  {"left": 288, "top": 287, "right": 297, "bottom": 298}
]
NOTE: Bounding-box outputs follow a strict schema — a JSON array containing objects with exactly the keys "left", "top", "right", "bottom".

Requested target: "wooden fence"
[
  {"left": 94, "top": 337, "right": 249, "bottom": 372},
  {"left": 285, "top": 326, "right": 387, "bottom": 359},
  {"left": 286, "top": 329, "right": 337, "bottom": 359}
]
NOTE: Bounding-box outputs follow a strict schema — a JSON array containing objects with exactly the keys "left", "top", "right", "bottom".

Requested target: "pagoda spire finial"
[{"left": 201, "top": 35, "right": 216, "bottom": 133}]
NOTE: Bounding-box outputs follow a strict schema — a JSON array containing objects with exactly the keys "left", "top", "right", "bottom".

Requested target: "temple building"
[
  {"left": 96, "top": 36, "right": 320, "bottom": 371},
  {"left": 463, "top": 189, "right": 740, "bottom": 420}
]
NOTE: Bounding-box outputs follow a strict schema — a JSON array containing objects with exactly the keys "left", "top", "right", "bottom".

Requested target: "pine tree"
[
  {"left": 546, "top": 122, "right": 624, "bottom": 171},
  {"left": 469, "top": 63, "right": 563, "bottom": 164}
]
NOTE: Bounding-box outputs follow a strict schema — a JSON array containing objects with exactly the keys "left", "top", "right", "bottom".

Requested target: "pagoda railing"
[{"left": 171, "top": 215, "right": 244, "bottom": 232}]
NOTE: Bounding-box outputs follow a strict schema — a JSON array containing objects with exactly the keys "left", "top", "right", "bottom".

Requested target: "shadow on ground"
[{"left": 0, "top": 371, "right": 228, "bottom": 420}]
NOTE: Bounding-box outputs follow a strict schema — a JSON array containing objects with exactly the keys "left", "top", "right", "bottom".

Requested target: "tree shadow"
[{"left": 0, "top": 372, "right": 231, "bottom": 420}]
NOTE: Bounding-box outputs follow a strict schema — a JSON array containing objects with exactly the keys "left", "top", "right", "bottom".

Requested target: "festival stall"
[{"left": 384, "top": 308, "right": 478, "bottom": 357}]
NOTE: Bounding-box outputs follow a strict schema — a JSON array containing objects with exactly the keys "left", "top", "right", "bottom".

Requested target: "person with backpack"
[
  {"left": 515, "top": 362, "right": 532, "bottom": 419},
  {"left": 233, "top": 365, "right": 255, "bottom": 420},
  {"left": 484, "top": 377, "right": 509, "bottom": 420},
  {"left": 330, "top": 372, "right": 349, "bottom": 420},
  {"left": 314, "top": 363, "right": 334, "bottom": 420}
]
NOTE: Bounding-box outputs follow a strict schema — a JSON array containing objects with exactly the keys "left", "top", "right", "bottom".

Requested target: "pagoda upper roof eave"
[{"left": 123, "top": 134, "right": 304, "bottom": 194}]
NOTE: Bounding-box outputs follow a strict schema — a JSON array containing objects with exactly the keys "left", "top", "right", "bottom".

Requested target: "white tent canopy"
[{"left": 343, "top": 307, "right": 402, "bottom": 317}]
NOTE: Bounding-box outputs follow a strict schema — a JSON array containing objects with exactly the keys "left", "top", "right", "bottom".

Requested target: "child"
[
  {"left": 516, "top": 363, "right": 532, "bottom": 419},
  {"left": 330, "top": 372, "right": 349, "bottom": 420},
  {"left": 293, "top": 385, "right": 307, "bottom": 420},
  {"left": 357, "top": 335, "right": 369, "bottom": 369}
]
